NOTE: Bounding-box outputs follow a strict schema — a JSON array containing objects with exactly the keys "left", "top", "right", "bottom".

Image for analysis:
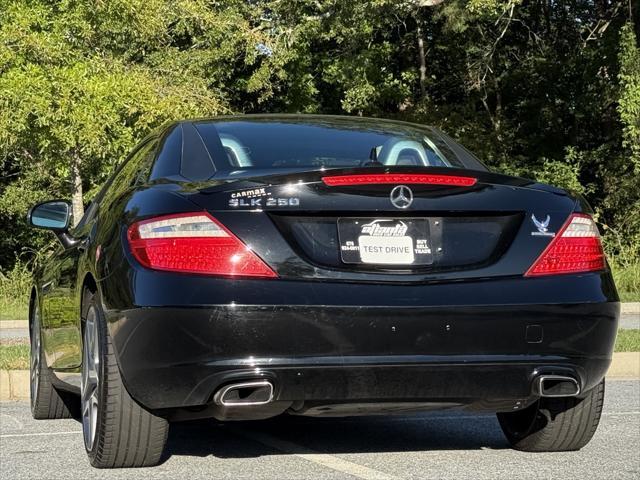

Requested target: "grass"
[
  {"left": 0, "top": 263, "right": 30, "bottom": 321},
  {"left": 611, "top": 261, "right": 640, "bottom": 302},
  {"left": 0, "top": 302, "right": 28, "bottom": 321},
  {"left": 614, "top": 329, "right": 640, "bottom": 352},
  {"left": 0, "top": 330, "right": 638, "bottom": 370},
  {"left": 0, "top": 344, "right": 30, "bottom": 370},
  {"left": 618, "top": 293, "right": 638, "bottom": 302}
]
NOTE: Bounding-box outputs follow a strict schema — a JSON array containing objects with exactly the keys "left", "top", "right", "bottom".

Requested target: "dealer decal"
[{"left": 340, "top": 219, "right": 431, "bottom": 264}]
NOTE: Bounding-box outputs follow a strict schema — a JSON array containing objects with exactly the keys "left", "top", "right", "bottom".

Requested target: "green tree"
[
  {"left": 1, "top": 0, "right": 639, "bottom": 279},
  {"left": 0, "top": 1, "right": 225, "bottom": 267},
  {"left": 600, "top": 21, "right": 640, "bottom": 264},
  {"left": 618, "top": 22, "right": 640, "bottom": 171}
]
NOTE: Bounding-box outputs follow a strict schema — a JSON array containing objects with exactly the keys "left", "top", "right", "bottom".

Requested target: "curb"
[
  {"left": 0, "top": 370, "right": 30, "bottom": 401},
  {"left": 0, "top": 320, "right": 28, "bottom": 329},
  {"left": 607, "top": 352, "right": 640, "bottom": 378},
  {"left": 1, "top": 353, "right": 638, "bottom": 401},
  {"left": 621, "top": 302, "right": 639, "bottom": 315}
]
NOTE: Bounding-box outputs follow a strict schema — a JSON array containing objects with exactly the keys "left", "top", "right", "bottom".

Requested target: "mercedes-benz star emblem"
[{"left": 390, "top": 185, "right": 413, "bottom": 209}]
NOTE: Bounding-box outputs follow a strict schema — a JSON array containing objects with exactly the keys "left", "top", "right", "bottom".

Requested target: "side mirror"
[
  {"left": 27, "top": 200, "right": 80, "bottom": 248},
  {"left": 28, "top": 200, "right": 72, "bottom": 231}
]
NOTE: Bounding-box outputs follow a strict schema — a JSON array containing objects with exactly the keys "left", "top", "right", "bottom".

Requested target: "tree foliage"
[
  {"left": 0, "top": 0, "right": 638, "bottom": 271},
  {"left": 619, "top": 22, "right": 640, "bottom": 170}
]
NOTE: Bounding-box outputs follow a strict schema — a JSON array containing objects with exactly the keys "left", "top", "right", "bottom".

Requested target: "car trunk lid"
[{"left": 178, "top": 167, "right": 576, "bottom": 281}]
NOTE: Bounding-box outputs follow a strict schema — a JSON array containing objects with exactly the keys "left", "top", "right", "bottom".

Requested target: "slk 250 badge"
[{"left": 229, "top": 197, "right": 300, "bottom": 208}]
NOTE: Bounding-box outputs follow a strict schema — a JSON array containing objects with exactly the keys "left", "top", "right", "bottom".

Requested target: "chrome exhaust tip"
[
  {"left": 536, "top": 375, "right": 580, "bottom": 397},
  {"left": 214, "top": 380, "right": 274, "bottom": 406}
]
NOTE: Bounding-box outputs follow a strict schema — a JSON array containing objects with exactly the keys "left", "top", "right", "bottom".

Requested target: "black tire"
[
  {"left": 497, "top": 379, "right": 605, "bottom": 452},
  {"left": 82, "top": 295, "right": 169, "bottom": 468},
  {"left": 30, "top": 300, "right": 75, "bottom": 420}
]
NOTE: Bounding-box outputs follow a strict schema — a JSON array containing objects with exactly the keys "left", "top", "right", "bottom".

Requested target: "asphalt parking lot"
[{"left": 0, "top": 379, "right": 638, "bottom": 480}]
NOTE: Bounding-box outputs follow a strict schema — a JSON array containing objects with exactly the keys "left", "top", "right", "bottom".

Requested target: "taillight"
[
  {"left": 525, "top": 213, "right": 606, "bottom": 277},
  {"left": 321, "top": 173, "right": 477, "bottom": 187},
  {"left": 127, "top": 213, "right": 277, "bottom": 278}
]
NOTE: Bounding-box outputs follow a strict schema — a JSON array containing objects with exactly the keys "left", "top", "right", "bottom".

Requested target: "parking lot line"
[
  {"left": 232, "top": 428, "right": 400, "bottom": 480},
  {"left": 0, "top": 431, "right": 82, "bottom": 438}
]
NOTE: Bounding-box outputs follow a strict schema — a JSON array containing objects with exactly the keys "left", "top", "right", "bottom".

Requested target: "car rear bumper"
[{"left": 104, "top": 281, "right": 619, "bottom": 414}]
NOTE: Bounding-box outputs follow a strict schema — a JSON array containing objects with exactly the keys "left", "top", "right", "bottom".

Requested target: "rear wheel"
[
  {"left": 497, "top": 379, "right": 605, "bottom": 452},
  {"left": 30, "top": 301, "right": 74, "bottom": 419},
  {"left": 82, "top": 295, "right": 169, "bottom": 468}
]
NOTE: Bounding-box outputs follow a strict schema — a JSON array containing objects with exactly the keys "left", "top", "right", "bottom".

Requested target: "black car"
[{"left": 27, "top": 115, "right": 619, "bottom": 468}]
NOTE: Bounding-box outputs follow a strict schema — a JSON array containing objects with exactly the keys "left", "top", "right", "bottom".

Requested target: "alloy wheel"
[{"left": 81, "top": 308, "right": 100, "bottom": 451}]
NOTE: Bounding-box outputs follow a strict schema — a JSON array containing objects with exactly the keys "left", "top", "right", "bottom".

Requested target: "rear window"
[{"left": 194, "top": 120, "right": 470, "bottom": 171}]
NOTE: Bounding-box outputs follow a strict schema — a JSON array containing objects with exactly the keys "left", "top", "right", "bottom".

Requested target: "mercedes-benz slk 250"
[{"left": 27, "top": 115, "right": 619, "bottom": 468}]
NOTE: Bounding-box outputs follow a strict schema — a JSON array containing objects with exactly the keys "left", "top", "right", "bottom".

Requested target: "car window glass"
[
  {"left": 73, "top": 201, "right": 98, "bottom": 231},
  {"left": 71, "top": 140, "right": 156, "bottom": 233},
  {"left": 105, "top": 141, "right": 156, "bottom": 202},
  {"left": 194, "top": 121, "right": 468, "bottom": 172}
]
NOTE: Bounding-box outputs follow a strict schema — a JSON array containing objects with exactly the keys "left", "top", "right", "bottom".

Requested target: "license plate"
[{"left": 338, "top": 218, "right": 433, "bottom": 265}]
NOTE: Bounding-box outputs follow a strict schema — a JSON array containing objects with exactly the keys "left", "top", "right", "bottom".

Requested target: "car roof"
[{"left": 170, "top": 114, "right": 435, "bottom": 131}]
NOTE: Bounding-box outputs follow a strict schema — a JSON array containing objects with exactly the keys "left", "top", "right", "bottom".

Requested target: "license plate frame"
[{"left": 338, "top": 218, "right": 434, "bottom": 265}]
